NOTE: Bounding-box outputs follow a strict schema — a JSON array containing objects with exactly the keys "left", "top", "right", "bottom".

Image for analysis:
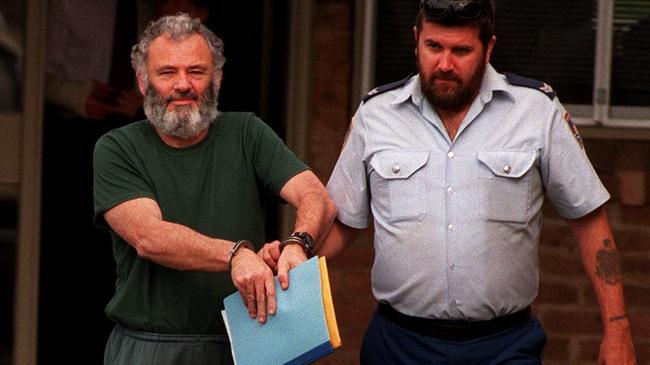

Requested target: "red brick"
[
  {"left": 630, "top": 312, "right": 650, "bottom": 338},
  {"left": 622, "top": 257, "right": 650, "bottom": 276},
  {"left": 619, "top": 206, "right": 650, "bottom": 226},
  {"left": 633, "top": 340, "right": 650, "bottom": 365},
  {"left": 341, "top": 270, "right": 372, "bottom": 294},
  {"left": 537, "top": 282, "right": 580, "bottom": 305},
  {"left": 541, "top": 309, "right": 602, "bottom": 335},
  {"left": 539, "top": 249, "right": 585, "bottom": 276},
  {"left": 539, "top": 224, "right": 573, "bottom": 248},
  {"left": 577, "top": 338, "right": 601, "bottom": 362},
  {"left": 600, "top": 173, "right": 618, "bottom": 195},
  {"left": 581, "top": 284, "right": 601, "bottom": 308},
  {"left": 624, "top": 285, "right": 650, "bottom": 309},
  {"left": 543, "top": 335, "right": 571, "bottom": 360},
  {"left": 612, "top": 228, "right": 650, "bottom": 252},
  {"left": 335, "top": 294, "right": 375, "bottom": 326}
]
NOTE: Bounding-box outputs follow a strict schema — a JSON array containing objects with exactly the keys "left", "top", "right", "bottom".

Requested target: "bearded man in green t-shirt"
[{"left": 93, "top": 13, "right": 336, "bottom": 365}]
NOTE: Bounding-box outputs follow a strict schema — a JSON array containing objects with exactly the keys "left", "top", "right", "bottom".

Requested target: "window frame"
[{"left": 355, "top": 0, "right": 650, "bottom": 139}]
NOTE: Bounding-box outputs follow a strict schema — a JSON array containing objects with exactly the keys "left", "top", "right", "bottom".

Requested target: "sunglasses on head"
[{"left": 420, "top": 0, "right": 485, "bottom": 20}]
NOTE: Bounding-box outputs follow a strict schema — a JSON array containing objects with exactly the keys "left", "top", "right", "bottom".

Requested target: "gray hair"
[{"left": 131, "top": 13, "right": 226, "bottom": 85}]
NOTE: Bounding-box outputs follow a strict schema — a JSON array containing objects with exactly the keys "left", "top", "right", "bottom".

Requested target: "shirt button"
[
  {"left": 503, "top": 164, "right": 512, "bottom": 174},
  {"left": 449, "top": 263, "right": 456, "bottom": 270},
  {"left": 447, "top": 151, "right": 455, "bottom": 159},
  {"left": 447, "top": 186, "right": 453, "bottom": 194},
  {"left": 448, "top": 224, "right": 454, "bottom": 230},
  {"left": 452, "top": 299, "right": 462, "bottom": 306},
  {"left": 391, "top": 164, "right": 401, "bottom": 173}
]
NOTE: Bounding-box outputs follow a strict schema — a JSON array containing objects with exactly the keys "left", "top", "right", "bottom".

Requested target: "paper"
[{"left": 222, "top": 256, "right": 340, "bottom": 365}]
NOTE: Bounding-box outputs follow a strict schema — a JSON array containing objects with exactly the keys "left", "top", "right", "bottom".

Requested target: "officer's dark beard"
[
  {"left": 418, "top": 57, "right": 486, "bottom": 113},
  {"left": 143, "top": 78, "right": 219, "bottom": 139}
]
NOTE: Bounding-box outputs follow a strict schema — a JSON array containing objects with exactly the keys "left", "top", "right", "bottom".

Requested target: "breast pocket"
[
  {"left": 369, "top": 151, "right": 429, "bottom": 223},
  {"left": 477, "top": 150, "right": 537, "bottom": 223}
]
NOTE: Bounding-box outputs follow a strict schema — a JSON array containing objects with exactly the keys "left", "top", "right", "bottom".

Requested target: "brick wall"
[
  {"left": 536, "top": 140, "right": 650, "bottom": 365},
  {"left": 307, "top": 1, "right": 650, "bottom": 363}
]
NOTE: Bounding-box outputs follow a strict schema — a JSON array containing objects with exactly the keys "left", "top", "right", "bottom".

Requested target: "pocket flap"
[
  {"left": 477, "top": 150, "right": 536, "bottom": 178},
  {"left": 370, "top": 151, "right": 430, "bottom": 179}
]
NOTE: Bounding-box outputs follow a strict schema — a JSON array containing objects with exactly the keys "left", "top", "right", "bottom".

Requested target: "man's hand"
[
  {"left": 599, "top": 321, "right": 637, "bottom": 364},
  {"left": 229, "top": 248, "right": 276, "bottom": 324},
  {"left": 258, "top": 240, "right": 282, "bottom": 272},
  {"left": 276, "top": 244, "right": 308, "bottom": 290}
]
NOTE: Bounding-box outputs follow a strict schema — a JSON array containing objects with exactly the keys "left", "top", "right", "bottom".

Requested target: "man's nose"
[{"left": 173, "top": 73, "right": 191, "bottom": 91}]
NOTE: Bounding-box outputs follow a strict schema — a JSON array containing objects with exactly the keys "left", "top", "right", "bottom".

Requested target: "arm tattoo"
[{"left": 595, "top": 239, "right": 622, "bottom": 285}]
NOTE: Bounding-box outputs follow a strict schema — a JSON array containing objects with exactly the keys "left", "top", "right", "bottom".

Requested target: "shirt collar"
[
  {"left": 390, "top": 75, "right": 422, "bottom": 106},
  {"left": 477, "top": 64, "right": 513, "bottom": 104}
]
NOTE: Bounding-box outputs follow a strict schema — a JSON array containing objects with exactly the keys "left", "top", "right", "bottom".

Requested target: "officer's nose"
[{"left": 437, "top": 52, "right": 454, "bottom": 73}]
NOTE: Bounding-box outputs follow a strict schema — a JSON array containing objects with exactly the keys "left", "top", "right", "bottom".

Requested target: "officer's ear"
[
  {"left": 485, "top": 36, "right": 497, "bottom": 64},
  {"left": 413, "top": 25, "right": 419, "bottom": 57}
]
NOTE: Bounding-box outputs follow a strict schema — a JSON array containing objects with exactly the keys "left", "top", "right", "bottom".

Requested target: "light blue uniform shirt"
[{"left": 326, "top": 65, "right": 609, "bottom": 321}]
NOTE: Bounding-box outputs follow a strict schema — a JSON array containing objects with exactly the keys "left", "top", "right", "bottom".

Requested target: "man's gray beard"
[
  {"left": 418, "top": 58, "right": 486, "bottom": 112},
  {"left": 143, "top": 80, "right": 219, "bottom": 139}
]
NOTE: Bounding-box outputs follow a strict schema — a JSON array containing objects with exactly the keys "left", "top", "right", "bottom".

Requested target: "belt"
[{"left": 377, "top": 303, "right": 531, "bottom": 341}]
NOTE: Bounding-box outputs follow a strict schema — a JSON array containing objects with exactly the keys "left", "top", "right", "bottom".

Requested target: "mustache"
[
  {"left": 431, "top": 71, "right": 462, "bottom": 82},
  {"left": 165, "top": 91, "right": 199, "bottom": 103}
]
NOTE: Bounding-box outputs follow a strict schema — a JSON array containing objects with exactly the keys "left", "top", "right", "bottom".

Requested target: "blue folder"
[{"left": 222, "top": 257, "right": 333, "bottom": 365}]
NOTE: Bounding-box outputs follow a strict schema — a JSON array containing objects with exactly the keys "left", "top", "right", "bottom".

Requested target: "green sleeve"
[
  {"left": 93, "top": 133, "right": 155, "bottom": 229},
  {"left": 245, "top": 114, "right": 309, "bottom": 195}
]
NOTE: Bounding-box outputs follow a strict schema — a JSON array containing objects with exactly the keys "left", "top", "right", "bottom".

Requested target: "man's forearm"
[
  {"left": 567, "top": 207, "right": 630, "bottom": 330},
  {"left": 292, "top": 189, "right": 337, "bottom": 246},
  {"left": 131, "top": 219, "right": 234, "bottom": 271},
  {"left": 105, "top": 198, "right": 233, "bottom": 272},
  {"left": 279, "top": 170, "right": 337, "bottom": 246}
]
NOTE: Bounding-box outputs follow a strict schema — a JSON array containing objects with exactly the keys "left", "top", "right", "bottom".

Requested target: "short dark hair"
[{"left": 415, "top": 0, "right": 495, "bottom": 48}]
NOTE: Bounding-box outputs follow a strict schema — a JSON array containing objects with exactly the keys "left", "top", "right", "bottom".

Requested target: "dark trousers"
[
  {"left": 104, "top": 324, "right": 234, "bottom": 365},
  {"left": 360, "top": 310, "right": 546, "bottom": 365}
]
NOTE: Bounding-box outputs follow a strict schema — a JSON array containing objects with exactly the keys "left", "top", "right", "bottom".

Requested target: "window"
[{"left": 370, "top": 0, "right": 650, "bottom": 129}]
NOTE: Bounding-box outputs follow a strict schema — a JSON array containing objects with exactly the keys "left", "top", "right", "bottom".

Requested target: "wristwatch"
[{"left": 280, "top": 231, "right": 315, "bottom": 257}]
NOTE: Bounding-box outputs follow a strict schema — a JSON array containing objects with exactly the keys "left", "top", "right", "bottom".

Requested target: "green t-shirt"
[{"left": 93, "top": 112, "right": 308, "bottom": 335}]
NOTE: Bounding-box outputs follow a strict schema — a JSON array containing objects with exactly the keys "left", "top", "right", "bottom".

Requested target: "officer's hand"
[
  {"left": 599, "top": 321, "right": 636, "bottom": 365},
  {"left": 230, "top": 249, "right": 276, "bottom": 324},
  {"left": 277, "top": 244, "right": 308, "bottom": 290}
]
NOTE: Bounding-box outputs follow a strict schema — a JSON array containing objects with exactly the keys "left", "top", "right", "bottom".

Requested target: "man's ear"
[
  {"left": 215, "top": 69, "right": 223, "bottom": 90},
  {"left": 136, "top": 73, "right": 146, "bottom": 95}
]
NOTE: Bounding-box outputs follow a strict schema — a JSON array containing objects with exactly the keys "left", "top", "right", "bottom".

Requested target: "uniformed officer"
[{"left": 318, "top": 0, "right": 637, "bottom": 363}]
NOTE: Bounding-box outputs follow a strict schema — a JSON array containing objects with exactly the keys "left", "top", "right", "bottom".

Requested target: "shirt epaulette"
[
  {"left": 363, "top": 74, "right": 413, "bottom": 103},
  {"left": 504, "top": 73, "right": 556, "bottom": 100}
]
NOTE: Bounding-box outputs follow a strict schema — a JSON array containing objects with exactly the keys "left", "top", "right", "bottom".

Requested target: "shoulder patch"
[
  {"left": 563, "top": 112, "right": 584, "bottom": 149},
  {"left": 363, "top": 74, "right": 413, "bottom": 103},
  {"left": 505, "top": 73, "right": 556, "bottom": 100}
]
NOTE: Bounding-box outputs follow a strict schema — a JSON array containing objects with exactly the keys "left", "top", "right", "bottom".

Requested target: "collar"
[{"left": 477, "top": 64, "right": 513, "bottom": 104}]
